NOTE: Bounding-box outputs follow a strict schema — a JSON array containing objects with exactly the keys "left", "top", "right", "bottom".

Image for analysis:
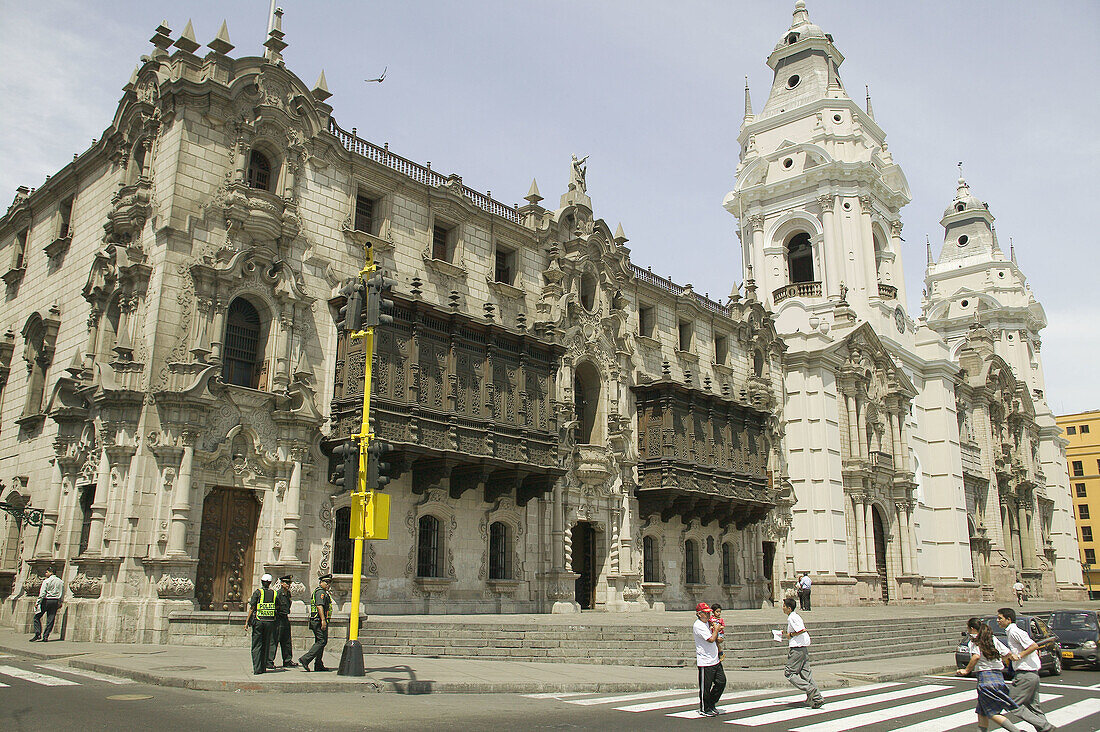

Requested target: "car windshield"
[{"left": 1050, "top": 612, "right": 1098, "bottom": 632}]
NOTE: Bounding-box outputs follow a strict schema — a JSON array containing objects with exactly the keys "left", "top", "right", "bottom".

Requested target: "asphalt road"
[{"left": 1, "top": 651, "right": 1097, "bottom": 731}]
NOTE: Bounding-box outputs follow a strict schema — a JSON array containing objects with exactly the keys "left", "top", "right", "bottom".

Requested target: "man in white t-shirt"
[
  {"left": 1013, "top": 580, "right": 1026, "bottom": 607},
  {"left": 782, "top": 597, "right": 823, "bottom": 708},
  {"left": 693, "top": 602, "right": 725, "bottom": 717},
  {"left": 997, "top": 608, "right": 1054, "bottom": 732},
  {"left": 797, "top": 573, "right": 812, "bottom": 611}
]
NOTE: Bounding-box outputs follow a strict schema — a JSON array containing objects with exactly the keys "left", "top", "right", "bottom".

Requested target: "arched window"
[
  {"left": 643, "top": 536, "right": 659, "bottom": 583},
  {"left": 488, "top": 521, "right": 511, "bottom": 580},
  {"left": 722, "top": 542, "right": 735, "bottom": 585},
  {"left": 417, "top": 515, "right": 441, "bottom": 577},
  {"left": 579, "top": 271, "right": 597, "bottom": 311},
  {"left": 753, "top": 349, "right": 765, "bottom": 378},
  {"left": 574, "top": 361, "right": 601, "bottom": 445},
  {"left": 247, "top": 150, "right": 272, "bottom": 191},
  {"left": 222, "top": 298, "right": 263, "bottom": 389},
  {"left": 20, "top": 312, "right": 58, "bottom": 421},
  {"left": 333, "top": 507, "right": 353, "bottom": 575},
  {"left": 787, "top": 232, "right": 814, "bottom": 284},
  {"left": 685, "top": 539, "right": 700, "bottom": 585},
  {"left": 132, "top": 141, "right": 148, "bottom": 180}
]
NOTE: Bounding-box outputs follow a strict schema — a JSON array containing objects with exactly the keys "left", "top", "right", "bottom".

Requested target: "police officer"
[
  {"left": 298, "top": 573, "right": 332, "bottom": 671},
  {"left": 246, "top": 573, "right": 277, "bottom": 674},
  {"left": 266, "top": 574, "right": 298, "bottom": 668}
]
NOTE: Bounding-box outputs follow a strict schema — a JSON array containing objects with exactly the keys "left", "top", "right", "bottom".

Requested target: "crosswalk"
[
  {"left": 525, "top": 679, "right": 1100, "bottom": 731},
  {"left": 0, "top": 663, "right": 133, "bottom": 688}
]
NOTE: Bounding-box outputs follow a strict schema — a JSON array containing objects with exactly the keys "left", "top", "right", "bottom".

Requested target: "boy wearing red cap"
[{"left": 693, "top": 602, "right": 725, "bottom": 717}]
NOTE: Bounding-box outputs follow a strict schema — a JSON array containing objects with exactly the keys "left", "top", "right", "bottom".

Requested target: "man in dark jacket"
[
  {"left": 267, "top": 575, "right": 298, "bottom": 668},
  {"left": 246, "top": 573, "right": 276, "bottom": 674}
]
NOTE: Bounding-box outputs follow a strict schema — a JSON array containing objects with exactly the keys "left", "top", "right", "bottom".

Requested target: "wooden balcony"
[{"left": 772, "top": 281, "right": 822, "bottom": 304}]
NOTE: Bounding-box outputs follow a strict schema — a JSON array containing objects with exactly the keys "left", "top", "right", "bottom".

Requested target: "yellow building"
[{"left": 1057, "top": 410, "right": 1100, "bottom": 598}]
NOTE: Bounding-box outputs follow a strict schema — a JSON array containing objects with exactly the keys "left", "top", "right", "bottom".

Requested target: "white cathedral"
[
  {"left": 0, "top": 2, "right": 1083, "bottom": 642},
  {"left": 726, "top": 1, "right": 1082, "bottom": 605}
]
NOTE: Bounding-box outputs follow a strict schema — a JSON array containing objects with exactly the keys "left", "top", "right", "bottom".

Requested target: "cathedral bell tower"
[{"left": 724, "top": 1, "right": 912, "bottom": 335}]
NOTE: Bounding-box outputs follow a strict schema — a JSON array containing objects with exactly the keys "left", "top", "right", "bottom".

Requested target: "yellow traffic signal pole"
[{"left": 338, "top": 241, "right": 376, "bottom": 677}]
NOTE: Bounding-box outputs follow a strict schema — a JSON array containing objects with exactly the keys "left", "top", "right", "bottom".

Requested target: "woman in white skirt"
[{"left": 957, "top": 617, "right": 1021, "bottom": 731}]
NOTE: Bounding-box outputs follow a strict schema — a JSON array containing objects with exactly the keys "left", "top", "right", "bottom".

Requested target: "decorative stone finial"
[
  {"left": 613, "top": 222, "right": 627, "bottom": 245},
  {"left": 743, "top": 76, "right": 754, "bottom": 123},
  {"left": 1010, "top": 237, "right": 1017, "bottom": 265},
  {"left": 311, "top": 70, "right": 332, "bottom": 102},
  {"left": 174, "top": 20, "right": 201, "bottom": 54},
  {"left": 864, "top": 85, "right": 875, "bottom": 121},
  {"left": 525, "top": 178, "right": 543, "bottom": 205},
  {"left": 208, "top": 20, "right": 234, "bottom": 55},
  {"left": 150, "top": 21, "right": 173, "bottom": 57},
  {"left": 264, "top": 6, "right": 288, "bottom": 64},
  {"left": 926, "top": 234, "right": 933, "bottom": 266}
]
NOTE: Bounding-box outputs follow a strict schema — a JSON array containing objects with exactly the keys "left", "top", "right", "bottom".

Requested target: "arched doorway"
[
  {"left": 195, "top": 488, "right": 260, "bottom": 610},
  {"left": 573, "top": 362, "right": 601, "bottom": 444},
  {"left": 786, "top": 232, "right": 815, "bottom": 284},
  {"left": 572, "top": 522, "right": 598, "bottom": 609},
  {"left": 872, "top": 506, "right": 889, "bottom": 604}
]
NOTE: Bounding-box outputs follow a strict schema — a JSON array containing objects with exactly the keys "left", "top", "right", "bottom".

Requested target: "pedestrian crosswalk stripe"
[
  {"left": 616, "top": 686, "right": 790, "bottom": 713},
  {"left": 522, "top": 691, "right": 600, "bottom": 699},
  {"left": 928, "top": 675, "right": 1100, "bottom": 692},
  {"left": 725, "top": 684, "right": 953, "bottom": 726},
  {"left": 1046, "top": 697, "right": 1100, "bottom": 727},
  {"left": 36, "top": 663, "right": 134, "bottom": 684},
  {"left": 0, "top": 665, "right": 80, "bottom": 686},
  {"left": 566, "top": 688, "right": 699, "bottom": 706},
  {"left": 0, "top": 682, "right": 8, "bottom": 688},
  {"left": 787, "top": 690, "right": 976, "bottom": 732},
  {"left": 885, "top": 693, "right": 1062, "bottom": 732},
  {"left": 665, "top": 682, "right": 902, "bottom": 719}
]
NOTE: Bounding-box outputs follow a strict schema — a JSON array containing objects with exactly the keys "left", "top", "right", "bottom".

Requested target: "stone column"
[
  {"left": 863, "top": 497, "right": 876, "bottom": 572},
  {"left": 166, "top": 434, "right": 195, "bottom": 556},
  {"left": 551, "top": 479, "right": 564, "bottom": 571},
  {"left": 281, "top": 448, "right": 305, "bottom": 562},
  {"left": 898, "top": 414, "right": 911, "bottom": 473},
  {"left": 907, "top": 505, "right": 919, "bottom": 574},
  {"left": 857, "top": 398, "right": 869, "bottom": 459},
  {"left": 84, "top": 450, "right": 111, "bottom": 555},
  {"left": 83, "top": 306, "right": 101, "bottom": 369},
  {"left": 818, "top": 194, "right": 839, "bottom": 297},
  {"left": 853, "top": 494, "right": 866, "bottom": 573},
  {"left": 859, "top": 195, "right": 878, "bottom": 296},
  {"left": 34, "top": 458, "right": 65, "bottom": 557},
  {"left": 1018, "top": 502, "right": 1032, "bottom": 569},
  {"left": 845, "top": 392, "right": 859, "bottom": 460},
  {"left": 209, "top": 295, "right": 227, "bottom": 365},
  {"left": 888, "top": 411, "right": 901, "bottom": 464},
  {"left": 897, "top": 505, "right": 911, "bottom": 575}
]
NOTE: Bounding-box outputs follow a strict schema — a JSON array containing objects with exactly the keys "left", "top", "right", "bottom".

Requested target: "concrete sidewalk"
[{"left": 0, "top": 628, "right": 955, "bottom": 694}]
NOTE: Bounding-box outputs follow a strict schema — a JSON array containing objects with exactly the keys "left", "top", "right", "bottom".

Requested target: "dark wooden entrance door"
[
  {"left": 196, "top": 488, "right": 259, "bottom": 611},
  {"left": 572, "top": 522, "right": 597, "bottom": 610},
  {"left": 872, "top": 507, "right": 889, "bottom": 604},
  {"left": 762, "top": 541, "right": 776, "bottom": 604}
]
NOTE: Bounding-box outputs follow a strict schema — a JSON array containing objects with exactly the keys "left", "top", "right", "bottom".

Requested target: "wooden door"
[
  {"left": 573, "top": 522, "right": 596, "bottom": 610},
  {"left": 872, "top": 508, "right": 889, "bottom": 604},
  {"left": 195, "top": 488, "right": 259, "bottom": 611}
]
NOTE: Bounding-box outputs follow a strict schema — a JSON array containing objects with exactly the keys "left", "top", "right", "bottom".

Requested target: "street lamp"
[{"left": 1083, "top": 562, "right": 1095, "bottom": 600}]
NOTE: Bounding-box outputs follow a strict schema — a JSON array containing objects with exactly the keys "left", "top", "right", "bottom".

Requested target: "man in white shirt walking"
[
  {"left": 783, "top": 597, "right": 824, "bottom": 708},
  {"left": 797, "top": 573, "right": 812, "bottom": 611},
  {"left": 997, "top": 607, "right": 1055, "bottom": 732},
  {"left": 693, "top": 602, "right": 725, "bottom": 717},
  {"left": 30, "top": 566, "right": 64, "bottom": 642}
]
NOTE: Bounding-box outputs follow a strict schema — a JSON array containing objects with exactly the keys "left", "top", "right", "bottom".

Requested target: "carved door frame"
[{"left": 195, "top": 487, "right": 260, "bottom": 611}]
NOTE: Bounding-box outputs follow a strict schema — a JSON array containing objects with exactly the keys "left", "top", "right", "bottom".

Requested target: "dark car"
[
  {"left": 954, "top": 614, "right": 1062, "bottom": 677},
  {"left": 1048, "top": 610, "right": 1100, "bottom": 669}
]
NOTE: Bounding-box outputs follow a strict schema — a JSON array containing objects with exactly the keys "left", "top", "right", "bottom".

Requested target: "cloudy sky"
[{"left": 1, "top": 1, "right": 1096, "bottom": 412}]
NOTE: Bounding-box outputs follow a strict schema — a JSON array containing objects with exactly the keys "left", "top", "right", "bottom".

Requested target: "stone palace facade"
[{"left": 0, "top": 4, "right": 1082, "bottom": 641}]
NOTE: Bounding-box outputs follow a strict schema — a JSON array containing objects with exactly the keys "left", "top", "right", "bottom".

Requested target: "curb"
[
  {"left": 0, "top": 642, "right": 85, "bottom": 661},
  {"left": 832, "top": 663, "right": 957, "bottom": 684}
]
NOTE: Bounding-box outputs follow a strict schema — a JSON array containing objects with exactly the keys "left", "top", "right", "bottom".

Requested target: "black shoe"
[
  {"left": 282, "top": 661, "right": 299, "bottom": 668},
  {"left": 702, "top": 709, "right": 719, "bottom": 717},
  {"left": 299, "top": 658, "right": 311, "bottom": 671},
  {"left": 28, "top": 636, "right": 40, "bottom": 642},
  {"left": 267, "top": 664, "right": 276, "bottom": 670},
  {"left": 314, "top": 665, "right": 330, "bottom": 672}
]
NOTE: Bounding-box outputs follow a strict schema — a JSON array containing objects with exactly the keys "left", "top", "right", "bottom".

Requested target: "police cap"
[
  {"left": 279, "top": 574, "right": 293, "bottom": 582},
  {"left": 318, "top": 573, "right": 333, "bottom": 582}
]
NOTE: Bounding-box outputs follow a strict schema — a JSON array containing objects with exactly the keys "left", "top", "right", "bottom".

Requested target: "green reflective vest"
[
  {"left": 256, "top": 587, "right": 275, "bottom": 619},
  {"left": 310, "top": 588, "right": 327, "bottom": 619}
]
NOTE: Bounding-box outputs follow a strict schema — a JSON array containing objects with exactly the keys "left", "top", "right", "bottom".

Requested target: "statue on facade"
[{"left": 570, "top": 154, "right": 588, "bottom": 194}]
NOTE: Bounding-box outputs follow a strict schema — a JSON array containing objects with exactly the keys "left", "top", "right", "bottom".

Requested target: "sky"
[{"left": 0, "top": 1, "right": 1097, "bottom": 412}]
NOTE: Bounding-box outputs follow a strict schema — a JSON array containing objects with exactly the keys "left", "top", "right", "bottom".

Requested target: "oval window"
[
  {"left": 580, "top": 272, "right": 597, "bottom": 311},
  {"left": 783, "top": 158, "right": 793, "bottom": 169},
  {"left": 958, "top": 235, "right": 969, "bottom": 247},
  {"left": 787, "top": 74, "right": 800, "bottom": 89},
  {"left": 833, "top": 114, "right": 842, "bottom": 123},
  {"left": 960, "top": 299, "right": 969, "bottom": 308}
]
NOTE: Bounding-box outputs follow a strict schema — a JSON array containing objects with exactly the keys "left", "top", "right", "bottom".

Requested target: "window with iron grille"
[
  {"left": 417, "top": 515, "right": 441, "bottom": 577},
  {"left": 14, "top": 229, "right": 27, "bottom": 270},
  {"left": 643, "top": 536, "right": 659, "bottom": 583},
  {"left": 1082, "top": 526, "right": 1094, "bottom": 543},
  {"left": 222, "top": 298, "right": 262, "bottom": 388},
  {"left": 432, "top": 225, "right": 451, "bottom": 261},
  {"left": 685, "top": 539, "right": 699, "bottom": 584},
  {"left": 722, "top": 542, "right": 735, "bottom": 585},
  {"left": 77, "top": 485, "right": 95, "bottom": 555},
  {"left": 333, "top": 507, "right": 353, "bottom": 574},
  {"left": 1078, "top": 484, "right": 1088, "bottom": 498},
  {"left": 1086, "top": 548, "right": 1096, "bottom": 564},
  {"left": 489, "top": 521, "right": 510, "bottom": 580},
  {"left": 1080, "top": 504, "right": 1091, "bottom": 520},
  {"left": 247, "top": 150, "right": 272, "bottom": 191},
  {"left": 494, "top": 247, "right": 514, "bottom": 284},
  {"left": 1072, "top": 460, "right": 1084, "bottom": 477},
  {"left": 354, "top": 193, "right": 375, "bottom": 233}
]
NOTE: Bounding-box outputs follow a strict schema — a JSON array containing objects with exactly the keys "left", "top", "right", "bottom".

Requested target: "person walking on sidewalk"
[
  {"left": 246, "top": 573, "right": 277, "bottom": 675},
  {"left": 957, "top": 617, "right": 1022, "bottom": 732},
  {"left": 266, "top": 575, "right": 298, "bottom": 669},
  {"left": 998, "top": 608, "right": 1055, "bottom": 732},
  {"left": 693, "top": 602, "right": 725, "bottom": 717},
  {"left": 299, "top": 573, "right": 333, "bottom": 672},
  {"left": 797, "top": 573, "right": 812, "bottom": 611},
  {"left": 782, "top": 597, "right": 824, "bottom": 708},
  {"left": 1013, "top": 579, "right": 1026, "bottom": 607},
  {"left": 29, "top": 566, "right": 64, "bottom": 642}
]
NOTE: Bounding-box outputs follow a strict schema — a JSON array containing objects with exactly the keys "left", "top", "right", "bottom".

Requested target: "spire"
[
  {"left": 926, "top": 234, "right": 934, "bottom": 266},
  {"left": 208, "top": 20, "right": 234, "bottom": 55},
  {"left": 864, "top": 85, "right": 875, "bottom": 121},
  {"left": 174, "top": 20, "right": 200, "bottom": 54},
  {"left": 1010, "top": 237, "right": 1017, "bottom": 264},
  {"left": 991, "top": 224, "right": 1001, "bottom": 252},
  {"left": 743, "top": 76, "right": 754, "bottom": 123},
  {"left": 263, "top": 6, "right": 288, "bottom": 64},
  {"left": 613, "top": 222, "right": 628, "bottom": 245},
  {"left": 525, "top": 178, "right": 543, "bottom": 206},
  {"left": 792, "top": 0, "right": 810, "bottom": 26},
  {"left": 311, "top": 70, "right": 332, "bottom": 102}
]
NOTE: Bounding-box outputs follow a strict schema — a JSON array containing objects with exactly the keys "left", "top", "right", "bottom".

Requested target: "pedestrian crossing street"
[
  {"left": 0, "top": 663, "right": 134, "bottom": 688},
  {"left": 525, "top": 678, "right": 1100, "bottom": 731}
]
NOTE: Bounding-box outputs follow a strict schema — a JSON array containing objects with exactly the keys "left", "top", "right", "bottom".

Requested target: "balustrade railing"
[
  {"left": 772, "top": 281, "right": 822, "bottom": 304},
  {"left": 328, "top": 118, "right": 521, "bottom": 224},
  {"left": 870, "top": 451, "right": 894, "bottom": 470},
  {"left": 629, "top": 264, "right": 733, "bottom": 317},
  {"left": 878, "top": 283, "right": 898, "bottom": 300}
]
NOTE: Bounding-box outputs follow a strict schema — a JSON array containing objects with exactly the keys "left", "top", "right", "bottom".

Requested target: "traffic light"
[
  {"left": 365, "top": 440, "right": 397, "bottom": 490},
  {"left": 330, "top": 439, "right": 359, "bottom": 494},
  {"left": 336, "top": 280, "right": 365, "bottom": 333},
  {"left": 364, "top": 273, "right": 394, "bottom": 328}
]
